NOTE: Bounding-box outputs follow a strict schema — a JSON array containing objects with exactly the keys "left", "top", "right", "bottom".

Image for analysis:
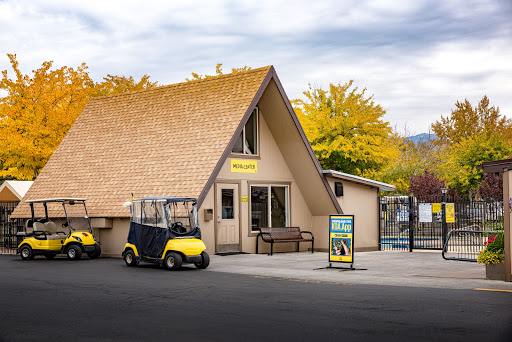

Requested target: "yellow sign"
[
  {"left": 231, "top": 159, "right": 257, "bottom": 173},
  {"left": 446, "top": 203, "right": 455, "bottom": 223},
  {"left": 329, "top": 215, "right": 354, "bottom": 263},
  {"left": 432, "top": 203, "right": 441, "bottom": 213},
  {"left": 241, "top": 196, "right": 248, "bottom": 202}
]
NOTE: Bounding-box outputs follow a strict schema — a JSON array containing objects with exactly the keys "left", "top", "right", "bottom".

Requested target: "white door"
[{"left": 216, "top": 183, "right": 240, "bottom": 253}]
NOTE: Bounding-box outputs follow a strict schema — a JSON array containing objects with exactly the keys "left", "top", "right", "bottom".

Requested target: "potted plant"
[{"left": 477, "top": 230, "right": 505, "bottom": 280}]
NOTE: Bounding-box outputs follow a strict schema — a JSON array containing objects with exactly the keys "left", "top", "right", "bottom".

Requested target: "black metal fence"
[
  {"left": 442, "top": 230, "right": 486, "bottom": 262},
  {"left": 379, "top": 196, "right": 413, "bottom": 251},
  {"left": 380, "top": 195, "right": 503, "bottom": 259},
  {"left": 1, "top": 202, "right": 24, "bottom": 253}
]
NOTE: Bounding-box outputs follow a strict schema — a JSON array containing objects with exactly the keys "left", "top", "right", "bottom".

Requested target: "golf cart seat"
[
  {"left": 46, "top": 234, "right": 66, "bottom": 240},
  {"left": 33, "top": 221, "right": 65, "bottom": 240}
]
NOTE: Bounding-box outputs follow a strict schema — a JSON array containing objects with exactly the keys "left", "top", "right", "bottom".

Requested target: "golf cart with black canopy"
[
  {"left": 17, "top": 198, "right": 101, "bottom": 260},
  {"left": 122, "top": 197, "right": 209, "bottom": 270}
]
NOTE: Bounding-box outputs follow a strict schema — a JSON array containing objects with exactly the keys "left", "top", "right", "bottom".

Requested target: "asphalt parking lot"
[{"left": 1, "top": 252, "right": 512, "bottom": 341}]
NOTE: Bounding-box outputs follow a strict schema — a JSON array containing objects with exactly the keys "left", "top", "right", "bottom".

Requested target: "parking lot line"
[{"left": 474, "top": 288, "right": 512, "bottom": 293}]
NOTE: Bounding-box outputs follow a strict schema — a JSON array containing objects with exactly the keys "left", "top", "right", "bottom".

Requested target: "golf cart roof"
[
  {"left": 134, "top": 197, "right": 196, "bottom": 203},
  {"left": 25, "top": 198, "right": 87, "bottom": 204}
]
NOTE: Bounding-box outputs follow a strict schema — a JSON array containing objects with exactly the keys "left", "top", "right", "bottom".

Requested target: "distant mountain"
[{"left": 406, "top": 133, "right": 437, "bottom": 144}]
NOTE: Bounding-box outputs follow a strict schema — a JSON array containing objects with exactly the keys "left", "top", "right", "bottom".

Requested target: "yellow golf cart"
[
  {"left": 17, "top": 198, "right": 101, "bottom": 260},
  {"left": 122, "top": 197, "right": 209, "bottom": 270}
]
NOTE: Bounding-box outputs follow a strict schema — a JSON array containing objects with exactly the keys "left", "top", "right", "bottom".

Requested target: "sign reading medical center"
[
  {"left": 329, "top": 215, "right": 354, "bottom": 263},
  {"left": 231, "top": 159, "right": 257, "bottom": 173}
]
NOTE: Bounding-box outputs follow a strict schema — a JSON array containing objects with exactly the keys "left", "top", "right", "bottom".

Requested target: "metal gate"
[
  {"left": 1, "top": 202, "right": 23, "bottom": 253},
  {"left": 379, "top": 195, "right": 503, "bottom": 254}
]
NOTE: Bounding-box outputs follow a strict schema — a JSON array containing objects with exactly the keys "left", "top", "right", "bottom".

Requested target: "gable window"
[
  {"left": 250, "top": 184, "right": 289, "bottom": 232},
  {"left": 232, "top": 108, "right": 258, "bottom": 155}
]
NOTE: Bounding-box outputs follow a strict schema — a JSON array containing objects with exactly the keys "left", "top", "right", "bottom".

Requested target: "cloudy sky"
[{"left": 1, "top": 0, "right": 511, "bottom": 134}]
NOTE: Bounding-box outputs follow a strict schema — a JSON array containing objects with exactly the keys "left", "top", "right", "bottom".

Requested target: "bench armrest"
[
  {"left": 256, "top": 232, "right": 274, "bottom": 243},
  {"left": 300, "top": 231, "right": 314, "bottom": 239}
]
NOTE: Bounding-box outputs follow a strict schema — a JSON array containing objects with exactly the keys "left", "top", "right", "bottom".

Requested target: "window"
[
  {"left": 250, "top": 185, "right": 289, "bottom": 231},
  {"left": 232, "top": 108, "right": 258, "bottom": 155},
  {"left": 138, "top": 200, "right": 167, "bottom": 228},
  {"left": 222, "top": 189, "right": 234, "bottom": 219}
]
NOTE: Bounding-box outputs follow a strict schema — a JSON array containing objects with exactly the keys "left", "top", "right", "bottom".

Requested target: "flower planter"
[{"left": 486, "top": 262, "right": 506, "bottom": 281}]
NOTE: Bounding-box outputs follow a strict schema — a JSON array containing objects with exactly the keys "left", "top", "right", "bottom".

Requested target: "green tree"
[{"left": 293, "top": 81, "right": 398, "bottom": 177}]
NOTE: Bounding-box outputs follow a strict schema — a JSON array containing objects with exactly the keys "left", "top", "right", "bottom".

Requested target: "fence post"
[
  {"left": 378, "top": 196, "right": 382, "bottom": 251},
  {"left": 408, "top": 196, "right": 414, "bottom": 252},
  {"left": 441, "top": 189, "right": 447, "bottom": 245}
]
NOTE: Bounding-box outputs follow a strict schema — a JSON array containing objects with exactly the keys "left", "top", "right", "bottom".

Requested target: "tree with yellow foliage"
[
  {"left": 93, "top": 74, "right": 158, "bottom": 97},
  {"left": 186, "top": 63, "right": 252, "bottom": 81},
  {"left": 431, "top": 96, "right": 512, "bottom": 144},
  {"left": 432, "top": 96, "right": 512, "bottom": 195},
  {"left": 0, "top": 54, "right": 157, "bottom": 180},
  {"left": 293, "top": 81, "right": 398, "bottom": 178}
]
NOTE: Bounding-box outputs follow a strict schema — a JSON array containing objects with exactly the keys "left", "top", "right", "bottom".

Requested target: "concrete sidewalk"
[{"left": 207, "top": 250, "right": 512, "bottom": 290}]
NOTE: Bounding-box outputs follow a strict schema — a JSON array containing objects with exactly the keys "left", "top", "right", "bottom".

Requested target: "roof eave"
[{"left": 323, "top": 170, "right": 396, "bottom": 192}]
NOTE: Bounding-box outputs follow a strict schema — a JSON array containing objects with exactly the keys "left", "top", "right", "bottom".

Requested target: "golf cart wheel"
[
  {"left": 66, "top": 245, "right": 82, "bottom": 260},
  {"left": 124, "top": 249, "right": 138, "bottom": 267},
  {"left": 20, "top": 245, "right": 34, "bottom": 260},
  {"left": 194, "top": 251, "right": 210, "bottom": 269},
  {"left": 164, "top": 252, "right": 182, "bottom": 270},
  {"left": 45, "top": 254, "right": 56, "bottom": 260},
  {"left": 87, "top": 244, "right": 101, "bottom": 259}
]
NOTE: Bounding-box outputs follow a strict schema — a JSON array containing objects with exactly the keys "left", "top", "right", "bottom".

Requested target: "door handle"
[{"left": 217, "top": 220, "right": 221, "bottom": 223}]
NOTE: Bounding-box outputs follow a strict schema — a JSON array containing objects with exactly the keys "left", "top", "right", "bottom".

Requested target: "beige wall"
[
  {"left": 93, "top": 218, "right": 130, "bottom": 257},
  {"left": 326, "top": 177, "right": 380, "bottom": 251},
  {"left": 0, "top": 187, "right": 19, "bottom": 202},
  {"left": 198, "top": 186, "right": 216, "bottom": 255},
  {"left": 312, "top": 215, "right": 330, "bottom": 251}
]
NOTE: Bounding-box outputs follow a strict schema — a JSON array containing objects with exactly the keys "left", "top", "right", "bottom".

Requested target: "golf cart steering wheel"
[{"left": 171, "top": 222, "right": 186, "bottom": 234}]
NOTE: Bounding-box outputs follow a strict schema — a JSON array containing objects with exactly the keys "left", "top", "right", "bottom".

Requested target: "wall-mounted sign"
[
  {"left": 446, "top": 203, "right": 455, "bottom": 223},
  {"left": 231, "top": 159, "right": 257, "bottom": 173},
  {"left": 432, "top": 203, "right": 441, "bottom": 213},
  {"left": 241, "top": 195, "right": 248, "bottom": 202},
  {"left": 329, "top": 215, "right": 354, "bottom": 264},
  {"left": 419, "top": 203, "right": 432, "bottom": 223}
]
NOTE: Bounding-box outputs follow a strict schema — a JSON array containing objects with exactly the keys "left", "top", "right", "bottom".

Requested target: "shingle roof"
[{"left": 12, "top": 66, "right": 272, "bottom": 218}]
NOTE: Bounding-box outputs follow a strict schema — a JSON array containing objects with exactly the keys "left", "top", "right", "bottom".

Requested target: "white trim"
[
  {"left": 25, "top": 198, "right": 87, "bottom": 203},
  {"left": 323, "top": 170, "right": 395, "bottom": 191}
]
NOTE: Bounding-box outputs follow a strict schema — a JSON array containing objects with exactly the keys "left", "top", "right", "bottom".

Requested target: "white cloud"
[{"left": 1, "top": 0, "right": 511, "bottom": 134}]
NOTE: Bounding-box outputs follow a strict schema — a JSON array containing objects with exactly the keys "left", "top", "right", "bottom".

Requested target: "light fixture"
[{"left": 441, "top": 187, "right": 447, "bottom": 194}]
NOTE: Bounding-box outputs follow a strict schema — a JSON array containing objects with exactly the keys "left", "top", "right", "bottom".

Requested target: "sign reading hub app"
[{"left": 329, "top": 215, "right": 354, "bottom": 263}]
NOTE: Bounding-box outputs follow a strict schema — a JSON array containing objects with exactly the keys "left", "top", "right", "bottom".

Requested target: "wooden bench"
[{"left": 256, "top": 227, "right": 314, "bottom": 255}]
